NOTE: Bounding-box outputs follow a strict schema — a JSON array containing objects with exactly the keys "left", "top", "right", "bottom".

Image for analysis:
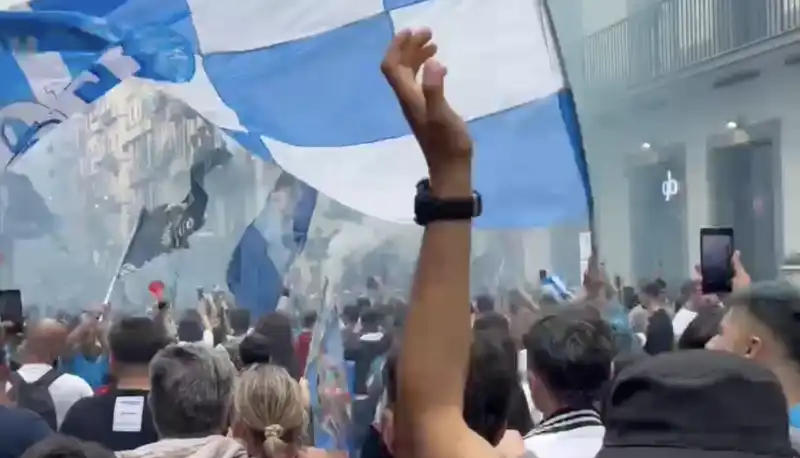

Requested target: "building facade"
[{"left": 560, "top": 0, "right": 800, "bottom": 288}]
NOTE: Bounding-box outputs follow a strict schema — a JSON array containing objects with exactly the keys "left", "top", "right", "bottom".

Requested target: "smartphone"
[
  {"left": 700, "top": 227, "right": 735, "bottom": 294},
  {"left": 0, "top": 289, "right": 23, "bottom": 333},
  {"left": 196, "top": 287, "right": 204, "bottom": 301}
]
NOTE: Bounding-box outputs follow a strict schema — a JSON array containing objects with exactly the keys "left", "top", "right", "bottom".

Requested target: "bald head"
[{"left": 24, "top": 319, "right": 68, "bottom": 363}]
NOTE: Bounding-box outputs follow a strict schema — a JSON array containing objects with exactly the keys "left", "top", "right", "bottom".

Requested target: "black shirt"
[
  {"left": 59, "top": 389, "right": 158, "bottom": 451},
  {"left": 0, "top": 404, "right": 52, "bottom": 458}
]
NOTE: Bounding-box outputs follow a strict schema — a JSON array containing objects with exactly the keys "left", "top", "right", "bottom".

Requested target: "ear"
[{"left": 745, "top": 336, "right": 762, "bottom": 358}]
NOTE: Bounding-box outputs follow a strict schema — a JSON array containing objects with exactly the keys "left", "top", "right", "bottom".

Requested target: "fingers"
[{"left": 731, "top": 250, "right": 744, "bottom": 272}]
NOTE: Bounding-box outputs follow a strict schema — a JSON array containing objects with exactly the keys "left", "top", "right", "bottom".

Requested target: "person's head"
[
  {"left": 109, "top": 317, "right": 170, "bottom": 378},
  {"left": 360, "top": 308, "right": 382, "bottom": 333},
  {"left": 229, "top": 309, "right": 251, "bottom": 336},
  {"left": 472, "top": 312, "right": 510, "bottom": 334},
  {"left": 539, "top": 269, "right": 548, "bottom": 281},
  {"left": 341, "top": 305, "right": 360, "bottom": 327},
  {"left": 231, "top": 364, "right": 308, "bottom": 458},
  {"left": 24, "top": 318, "right": 68, "bottom": 365},
  {"left": 301, "top": 311, "right": 317, "bottom": 331},
  {"left": 524, "top": 306, "right": 614, "bottom": 416},
  {"left": 643, "top": 309, "right": 674, "bottom": 356},
  {"left": 598, "top": 350, "right": 794, "bottom": 458},
  {"left": 474, "top": 295, "right": 495, "bottom": 314},
  {"left": 463, "top": 330, "right": 517, "bottom": 445},
  {"left": 270, "top": 174, "right": 300, "bottom": 213},
  {"left": 254, "top": 313, "right": 300, "bottom": 379},
  {"left": 21, "top": 435, "right": 114, "bottom": 458},
  {"left": 176, "top": 310, "right": 205, "bottom": 343},
  {"left": 240, "top": 332, "right": 273, "bottom": 367},
  {"left": 379, "top": 331, "right": 517, "bottom": 449},
  {"left": 356, "top": 297, "right": 372, "bottom": 312},
  {"left": 640, "top": 281, "right": 665, "bottom": 310},
  {"left": 148, "top": 343, "right": 237, "bottom": 438},
  {"left": 678, "top": 307, "right": 724, "bottom": 350},
  {"left": 708, "top": 281, "right": 800, "bottom": 379}
]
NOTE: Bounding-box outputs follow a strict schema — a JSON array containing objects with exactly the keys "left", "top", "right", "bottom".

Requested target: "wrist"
[{"left": 429, "top": 162, "right": 472, "bottom": 199}]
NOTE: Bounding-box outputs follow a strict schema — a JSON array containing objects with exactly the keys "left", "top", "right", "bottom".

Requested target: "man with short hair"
[
  {"left": 707, "top": 280, "right": 800, "bottom": 450},
  {"left": 0, "top": 342, "right": 53, "bottom": 458},
  {"left": 60, "top": 317, "right": 170, "bottom": 450},
  {"left": 523, "top": 307, "right": 614, "bottom": 458},
  {"left": 7, "top": 319, "right": 93, "bottom": 429},
  {"left": 116, "top": 343, "right": 243, "bottom": 458}
]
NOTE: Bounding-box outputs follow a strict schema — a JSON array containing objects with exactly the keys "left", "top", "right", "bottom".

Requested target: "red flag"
[{"left": 148, "top": 280, "right": 165, "bottom": 301}]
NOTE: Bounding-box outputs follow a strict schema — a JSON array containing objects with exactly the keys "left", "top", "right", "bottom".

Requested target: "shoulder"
[
  {"left": 2, "top": 407, "right": 53, "bottom": 438},
  {"left": 54, "top": 373, "right": 94, "bottom": 396}
]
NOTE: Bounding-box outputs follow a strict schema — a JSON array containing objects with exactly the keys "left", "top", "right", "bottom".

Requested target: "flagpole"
[{"left": 103, "top": 207, "right": 142, "bottom": 304}]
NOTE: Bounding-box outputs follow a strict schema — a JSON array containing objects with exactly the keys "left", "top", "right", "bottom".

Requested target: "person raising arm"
[{"left": 382, "top": 29, "right": 513, "bottom": 458}]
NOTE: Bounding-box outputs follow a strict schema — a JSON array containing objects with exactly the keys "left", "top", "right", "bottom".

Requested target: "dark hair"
[
  {"left": 538, "top": 269, "right": 548, "bottom": 281},
  {"left": 642, "top": 281, "right": 664, "bottom": 298},
  {"left": 360, "top": 308, "right": 382, "bottom": 330},
  {"left": 341, "top": 305, "right": 360, "bottom": 325},
  {"left": 644, "top": 309, "right": 674, "bottom": 355},
  {"left": 177, "top": 310, "right": 205, "bottom": 343},
  {"left": 524, "top": 307, "right": 614, "bottom": 408},
  {"left": 356, "top": 297, "right": 372, "bottom": 311},
  {"left": 109, "top": 317, "right": 170, "bottom": 365},
  {"left": 302, "top": 311, "right": 318, "bottom": 329},
  {"left": 473, "top": 312, "right": 510, "bottom": 334},
  {"left": 384, "top": 332, "right": 517, "bottom": 445},
  {"left": 464, "top": 330, "right": 517, "bottom": 445},
  {"left": 239, "top": 332, "right": 272, "bottom": 366},
  {"left": 677, "top": 307, "right": 724, "bottom": 350},
  {"left": 474, "top": 295, "right": 495, "bottom": 314},
  {"left": 21, "top": 435, "right": 114, "bottom": 458},
  {"left": 228, "top": 309, "right": 251, "bottom": 336},
  {"left": 254, "top": 313, "right": 300, "bottom": 379},
  {"left": 726, "top": 281, "right": 800, "bottom": 366}
]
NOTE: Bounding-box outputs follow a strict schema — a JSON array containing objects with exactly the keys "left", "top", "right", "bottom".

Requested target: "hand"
[
  {"left": 694, "top": 250, "right": 751, "bottom": 291},
  {"left": 381, "top": 29, "right": 473, "bottom": 197}
]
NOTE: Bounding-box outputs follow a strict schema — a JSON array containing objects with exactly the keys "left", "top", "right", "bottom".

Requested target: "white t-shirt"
[
  {"left": 6, "top": 363, "right": 94, "bottom": 428},
  {"left": 672, "top": 308, "right": 698, "bottom": 341}
]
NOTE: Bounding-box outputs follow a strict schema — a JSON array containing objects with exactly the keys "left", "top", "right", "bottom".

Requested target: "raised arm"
[{"left": 382, "top": 29, "right": 499, "bottom": 458}]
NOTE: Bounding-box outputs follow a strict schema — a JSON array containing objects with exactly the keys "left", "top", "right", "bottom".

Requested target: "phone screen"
[
  {"left": 0, "top": 289, "right": 23, "bottom": 330},
  {"left": 700, "top": 228, "right": 734, "bottom": 294}
]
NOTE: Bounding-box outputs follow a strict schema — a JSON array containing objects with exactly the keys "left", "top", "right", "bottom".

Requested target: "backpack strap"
[
  {"left": 34, "top": 368, "right": 61, "bottom": 387},
  {"left": 7, "top": 371, "right": 26, "bottom": 400}
]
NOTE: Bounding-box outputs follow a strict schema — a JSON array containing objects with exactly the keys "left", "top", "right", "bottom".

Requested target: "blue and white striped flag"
[
  {"left": 226, "top": 171, "right": 317, "bottom": 317},
  {"left": 0, "top": 0, "right": 591, "bottom": 229}
]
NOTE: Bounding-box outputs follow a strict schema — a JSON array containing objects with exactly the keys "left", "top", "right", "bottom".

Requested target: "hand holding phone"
[{"left": 700, "top": 227, "right": 735, "bottom": 294}]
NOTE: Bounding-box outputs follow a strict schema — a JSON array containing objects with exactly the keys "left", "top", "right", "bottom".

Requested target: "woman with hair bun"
[{"left": 230, "top": 364, "right": 331, "bottom": 458}]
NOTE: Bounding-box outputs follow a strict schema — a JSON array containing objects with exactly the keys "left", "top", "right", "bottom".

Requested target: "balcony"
[{"left": 577, "top": 0, "right": 800, "bottom": 94}]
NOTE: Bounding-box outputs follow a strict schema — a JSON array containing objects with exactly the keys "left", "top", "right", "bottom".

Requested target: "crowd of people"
[{"left": 1, "top": 28, "right": 799, "bottom": 458}]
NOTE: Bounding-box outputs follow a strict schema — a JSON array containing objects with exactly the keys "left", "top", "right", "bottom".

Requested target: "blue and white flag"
[
  {"left": 226, "top": 171, "right": 317, "bottom": 317},
  {"left": 0, "top": 0, "right": 591, "bottom": 229}
]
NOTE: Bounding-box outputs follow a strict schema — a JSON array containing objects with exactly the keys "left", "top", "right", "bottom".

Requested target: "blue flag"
[
  {"left": 226, "top": 171, "right": 317, "bottom": 317},
  {"left": 0, "top": 0, "right": 591, "bottom": 230},
  {"left": 305, "top": 280, "right": 351, "bottom": 452}
]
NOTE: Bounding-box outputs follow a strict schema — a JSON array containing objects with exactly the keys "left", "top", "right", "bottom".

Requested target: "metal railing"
[{"left": 578, "top": 0, "right": 800, "bottom": 90}]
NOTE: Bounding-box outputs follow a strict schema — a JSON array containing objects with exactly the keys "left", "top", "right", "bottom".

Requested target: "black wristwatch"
[{"left": 414, "top": 178, "right": 482, "bottom": 226}]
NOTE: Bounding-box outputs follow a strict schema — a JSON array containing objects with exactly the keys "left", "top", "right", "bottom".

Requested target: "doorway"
[
  {"left": 628, "top": 149, "right": 689, "bottom": 289},
  {"left": 708, "top": 141, "right": 780, "bottom": 281}
]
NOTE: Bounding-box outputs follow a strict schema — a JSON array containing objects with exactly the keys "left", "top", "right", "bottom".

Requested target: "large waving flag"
[
  {"left": 226, "top": 170, "right": 317, "bottom": 317},
  {"left": 0, "top": 0, "right": 591, "bottom": 229}
]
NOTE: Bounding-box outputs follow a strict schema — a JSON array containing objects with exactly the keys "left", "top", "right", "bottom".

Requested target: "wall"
[{"left": 582, "top": 46, "right": 800, "bottom": 282}]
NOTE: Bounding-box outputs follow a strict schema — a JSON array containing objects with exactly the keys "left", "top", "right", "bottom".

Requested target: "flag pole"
[{"left": 103, "top": 207, "right": 143, "bottom": 304}]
